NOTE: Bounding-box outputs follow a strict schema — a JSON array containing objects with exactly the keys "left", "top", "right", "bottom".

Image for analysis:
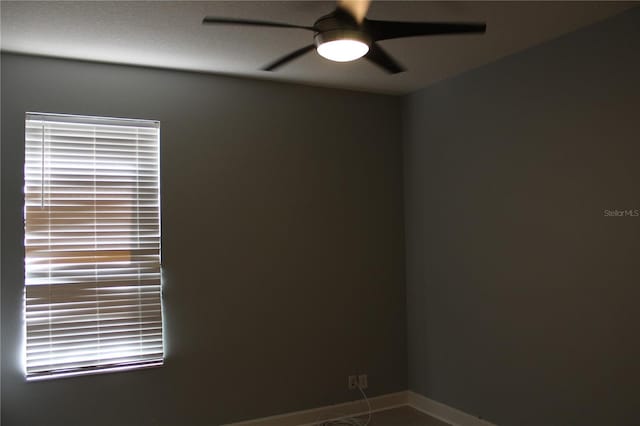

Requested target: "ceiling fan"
[{"left": 202, "top": 0, "right": 486, "bottom": 74}]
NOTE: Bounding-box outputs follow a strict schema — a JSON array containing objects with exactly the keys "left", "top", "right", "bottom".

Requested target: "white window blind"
[{"left": 24, "top": 113, "right": 163, "bottom": 380}]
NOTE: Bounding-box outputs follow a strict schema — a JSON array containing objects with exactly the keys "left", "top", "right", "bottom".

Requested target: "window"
[{"left": 24, "top": 113, "right": 163, "bottom": 380}]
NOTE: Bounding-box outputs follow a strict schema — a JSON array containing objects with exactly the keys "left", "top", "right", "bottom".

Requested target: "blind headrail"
[{"left": 26, "top": 112, "right": 160, "bottom": 129}]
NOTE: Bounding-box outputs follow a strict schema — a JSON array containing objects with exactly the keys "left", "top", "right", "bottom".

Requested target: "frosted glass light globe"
[{"left": 317, "top": 39, "right": 369, "bottom": 62}]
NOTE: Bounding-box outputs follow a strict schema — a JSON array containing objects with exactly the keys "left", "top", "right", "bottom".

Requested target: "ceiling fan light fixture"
[
  {"left": 317, "top": 39, "right": 369, "bottom": 62},
  {"left": 314, "top": 30, "right": 370, "bottom": 62}
]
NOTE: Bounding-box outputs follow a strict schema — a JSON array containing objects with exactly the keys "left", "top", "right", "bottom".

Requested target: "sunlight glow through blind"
[{"left": 24, "top": 113, "right": 163, "bottom": 380}]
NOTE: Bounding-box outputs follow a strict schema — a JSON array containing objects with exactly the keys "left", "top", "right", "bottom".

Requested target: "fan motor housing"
[
  {"left": 314, "top": 8, "right": 359, "bottom": 31},
  {"left": 314, "top": 30, "right": 372, "bottom": 48}
]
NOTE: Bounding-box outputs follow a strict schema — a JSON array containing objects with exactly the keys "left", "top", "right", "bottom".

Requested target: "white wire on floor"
[{"left": 316, "top": 385, "right": 372, "bottom": 426}]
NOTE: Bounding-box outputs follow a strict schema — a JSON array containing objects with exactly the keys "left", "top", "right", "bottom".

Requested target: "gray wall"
[
  {"left": 1, "top": 53, "right": 407, "bottom": 425},
  {"left": 404, "top": 7, "right": 640, "bottom": 426}
]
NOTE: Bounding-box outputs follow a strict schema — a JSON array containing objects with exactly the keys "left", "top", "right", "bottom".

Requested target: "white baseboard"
[
  {"left": 222, "top": 391, "right": 408, "bottom": 426},
  {"left": 223, "top": 390, "right": 496, "bottom": 426},
  {"left": 408, "top": 391, "right": 496, "bottom": 426}
]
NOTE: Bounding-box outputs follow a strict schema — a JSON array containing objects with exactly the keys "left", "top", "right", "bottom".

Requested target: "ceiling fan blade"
[
  {"left": 337, "top": 0, "right": 371, "bottom": 24},
  {"left": 365, "top": 20, "right": 486, "bottom": 41},
  {"left": 202, "top": 17, "right": 315, "bottom": 31},
  {"left": 365, "top": 43, "right": 405, "bottom": 74},
  {"left": 263, "top": 44, "right": 316, "bottom": 71}
]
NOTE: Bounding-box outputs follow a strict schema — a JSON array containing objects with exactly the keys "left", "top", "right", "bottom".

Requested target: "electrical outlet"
[
  {"left": 358, "top": 374, "right": 368, "bottom": 389},
  {"left": 348, "top": 375, "right": 358, "bottom": 390}
]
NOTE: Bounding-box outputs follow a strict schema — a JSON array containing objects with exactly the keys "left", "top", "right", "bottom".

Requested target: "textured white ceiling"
[{"left": 0, "top": 1, "right": 634, "bottom": 94}]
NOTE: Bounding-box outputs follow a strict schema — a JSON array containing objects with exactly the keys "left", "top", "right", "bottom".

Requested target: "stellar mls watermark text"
[{"left": 603, "top": 209, "right": 639, "bottom": 217}]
